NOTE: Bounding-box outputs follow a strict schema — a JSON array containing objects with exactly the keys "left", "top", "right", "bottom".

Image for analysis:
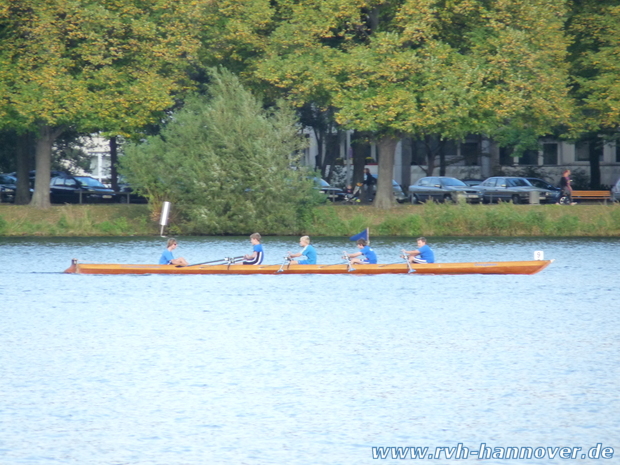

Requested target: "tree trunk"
[
  {"left": 490, "top": 140, "right": 500, "bottom": 176},
  {"left": 15, "top": 132, "right": 33, "bottom": 205},
  {"left": 439, "top": 142, "right": 446, "bottom": 176},
  {"left": 351, "top": 132, "right": 369, "bottom": 187},
  {"left": 401, "top": 137, "right": 412, "bottom": 189},
  {"left": 313, "top": 126, "right": 324, "bottom": 172},
  {"left": 110, "top": 136, "right": 119, "bottom": 192},
  {"left": 30, "top": 124, "right": 64, "bottom": 208},
  {"left": 587, "top": 134, "right": 601, "bottom": 188},
  {"left": 322, "top": 130, "right": 340, "bottom": 181},
  {"left": 424, "top": 135, "right": 437, "bottom": 176},
  {"left": 374, "top": 136, "right": 398, "bottom": 210}
]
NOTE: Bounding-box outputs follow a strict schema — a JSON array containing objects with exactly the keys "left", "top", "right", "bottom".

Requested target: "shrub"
[{"left": 121, "top": 68, "right": 315, "bottom": 235}]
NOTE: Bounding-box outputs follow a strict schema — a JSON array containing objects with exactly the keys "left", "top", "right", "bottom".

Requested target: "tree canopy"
[
  {"left": 1, "top": 0, "right": 618, "bottom": 209},
  {"left": 568, "top": 0, "right": 620, "bottom": 131},
  {"left": 253, "top": 0, "right": 573, "bottom": 207},
  {"left": 0, "top": 0, "right": 201, "bottom": 206}
]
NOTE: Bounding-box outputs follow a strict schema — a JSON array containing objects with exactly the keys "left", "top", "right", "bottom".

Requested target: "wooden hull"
[{"left": 64, "top": 260, "right": 553, "bottom": 276}]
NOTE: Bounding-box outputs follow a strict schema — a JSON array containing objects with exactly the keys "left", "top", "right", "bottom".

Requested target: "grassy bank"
[
  {"left": 1, "top": 202, "right": 620, "bottom": 237},
  {"left": 0, "top": 204, "right": 156, "bottom": 236},
  {"left": 311, "top": 202, "right": 620, "bottom": 237}
]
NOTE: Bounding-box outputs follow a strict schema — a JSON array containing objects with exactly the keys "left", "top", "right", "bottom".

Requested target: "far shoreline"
[{"left": 1, "top": 202, "right": 619, "bottom": 238}]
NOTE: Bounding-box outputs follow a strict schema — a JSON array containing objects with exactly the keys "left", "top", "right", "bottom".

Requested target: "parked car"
[
  {"left": 313, "top": 178, "right": 346, "bottom": 202},
  {"left": 409, "top": 176, "right": 483, "bottom": 204},
  {"left": 476, "top": 177, "right": 556, "bottom": 204},
  {"left": 0, "top": 174, "right": 17, "bottom": 203},
  {"left": 391, "top": 180, "right": 409, "bottom": 203},
  {"left": 525, "top": 177, "right": 562, "bottom": 203},
  {"left": 347, "top": 179, "right": 409, "bottom": 203},
  {"left": 117, "top": 181, "right": 148, "bottom": 204},
  {"left": 50, "top": 175, "right": 116, "bottom": 204}
]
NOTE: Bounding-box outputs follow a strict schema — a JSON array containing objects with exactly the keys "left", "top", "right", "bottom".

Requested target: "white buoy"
[
  {"left": 534, "top": 250, "right": 544, "bottom": 261},
  {"left": 159, "top": 201, "right": 171, "bottom": 236}
]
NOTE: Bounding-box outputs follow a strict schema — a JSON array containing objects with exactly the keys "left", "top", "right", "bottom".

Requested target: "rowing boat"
[{"left": 64, "top": 259, "right": 553, "bottom": 275}]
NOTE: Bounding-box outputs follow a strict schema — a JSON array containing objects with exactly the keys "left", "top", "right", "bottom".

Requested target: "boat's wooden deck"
[{"left": 64, "top": 260, "right": 553, "bottom": 275}]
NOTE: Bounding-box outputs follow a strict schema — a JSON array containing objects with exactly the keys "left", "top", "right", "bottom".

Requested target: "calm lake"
[{"left": 1, "top": 236, "right": 619, "bottom": 464}]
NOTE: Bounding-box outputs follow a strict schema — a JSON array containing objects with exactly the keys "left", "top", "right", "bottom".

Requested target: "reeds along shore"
[{"left": 1, "top": 202, "right": 620, "bottom": 237}]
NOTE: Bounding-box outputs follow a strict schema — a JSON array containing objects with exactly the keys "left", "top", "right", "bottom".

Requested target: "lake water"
[{"left": 1, "top": 236, "right": 619, "bottom": 464}]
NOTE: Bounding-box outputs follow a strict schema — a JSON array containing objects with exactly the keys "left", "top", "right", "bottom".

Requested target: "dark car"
[
  {"left": 525, "top": 177, "right": 561, "bottom": 203},
  {"left": 409, "top": 176, "right": 483, "bottom": 204},
  {"left": 313, "top": 178, "right": 346, "bottom": 202},
  {"left": 0, "top": 174, "right": 17, "bottom": 203},
  {"left": 50, "top": 175, "right": 116, "bottom": 204},
  {"left": 476, "top": 177, "right": 556, "bottom": 204},
  {"left": 117, "top": 182, "right": 148, "bottom": 204}
]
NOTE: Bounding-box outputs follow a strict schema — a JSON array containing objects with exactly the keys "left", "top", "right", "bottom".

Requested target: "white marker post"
[
  {"left": 534, "top": 250, "right": 544, "bottom": 261},
  {"left": 159, "top": 201, "right": 171, "bottom": 236}
]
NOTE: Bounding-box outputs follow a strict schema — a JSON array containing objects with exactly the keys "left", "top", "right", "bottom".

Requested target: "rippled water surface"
[{"left": 1, "top": 236, "right": 619, "bottom": 464}]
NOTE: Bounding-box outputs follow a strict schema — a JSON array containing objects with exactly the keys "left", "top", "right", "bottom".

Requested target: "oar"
[
  {"left": 277, "top": 256, "right": 292, "bottom": 273},
  {"left": 181, "top": 257, "right": 229, "bottom": 268},
  {"left": 401, "top": 249, "right": 415, "bottom": 273},
  {"left": 225, "top": 256, "right": 245, "bottom": 265},
  {"left": 342, "top": 250, "right": 356, "bottom": 272}
]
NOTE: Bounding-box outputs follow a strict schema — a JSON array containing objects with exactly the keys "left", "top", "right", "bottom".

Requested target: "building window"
[
  {"left": 411, "top": 140, "right": 427, "bottom": 165},
  {"left": 575, "top": 142, "right": 589, "bottom": 161},
  {"left": 518, "top": 149, "right": 538, "bottom": 165},
  {"left": 443, "top": 140, "right": 458, "bottom": 156},
  {"left": 461, "top": 142, "right": 479, "bottom": 166},
  {"left": 543, "top": 144, "right": 558, "bottom": 165},
  {"left": 499, "top": 147, "right": 514, "bottom": 165},
  {"left": 575, "top": 141, "right": 603, "bottom": 162}
]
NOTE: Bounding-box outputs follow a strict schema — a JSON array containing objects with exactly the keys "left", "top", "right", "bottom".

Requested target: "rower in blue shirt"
[
  {"left": 288, "top": 236, "right": 317, "bottom": 264},
  {"left": 403, "top": 237, "right": 435, "bottom": 264},
  {"left": 242, "top": 232, "right": 264, "bottom": 265},
  {"left": 158, "top": 238, "right": 189, "bottom": 267},
  {"left": 345, "top": 239, "right": 377, "bottom": 264}
]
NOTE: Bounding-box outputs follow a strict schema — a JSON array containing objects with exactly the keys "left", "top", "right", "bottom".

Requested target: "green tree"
[
  {"left": 254, "top": 0, "right": 572, "bottom": 209},
  {"left": 120, "top": 68, "right": 315, "bottom": 235},
  {"left": 0, "top": 0, "right": 200, "bottom": 207},
  {"left": 566, "top": 0, "right": 620, "bottom": 188}
]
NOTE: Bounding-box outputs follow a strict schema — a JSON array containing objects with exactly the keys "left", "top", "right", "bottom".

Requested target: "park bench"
[{"left": 570, "top": 190, "right": 611, "bottom": 203}]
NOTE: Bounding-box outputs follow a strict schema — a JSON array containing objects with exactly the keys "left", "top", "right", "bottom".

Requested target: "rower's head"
[
  {"left": 250, "top": 232, "right": 261, "bottom": 244},
  {"left": 417, "top": 237, "right": 427, "bottom": 247},
  {"left": 356, "top": 239, "right": 367, "bottom": 248},
  {"left": 167, "top": 238, "right": 178, "bottom": 249},
  {"left": 300, "top": 235, "right": 310, "bottom": 246}
]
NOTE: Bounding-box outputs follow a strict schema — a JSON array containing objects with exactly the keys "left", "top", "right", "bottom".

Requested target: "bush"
[{"left": 121, "top": 68, "right": 316, "bottom": 235}]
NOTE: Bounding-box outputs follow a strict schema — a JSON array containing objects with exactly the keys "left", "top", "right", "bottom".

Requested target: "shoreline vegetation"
[{"left": 1, "top": 202, "right": 620, "bottom": 238}]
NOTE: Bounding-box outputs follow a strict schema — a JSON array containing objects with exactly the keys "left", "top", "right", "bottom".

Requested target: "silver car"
[
  {"left": 391, "top": 180, "right": 409, "bottom": 203},
  {"left": 409, "top": 176, "right": 483, "bottom": 204},
  {"left": 477, "top": 177, "right": 555, "bottom": 204}
]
